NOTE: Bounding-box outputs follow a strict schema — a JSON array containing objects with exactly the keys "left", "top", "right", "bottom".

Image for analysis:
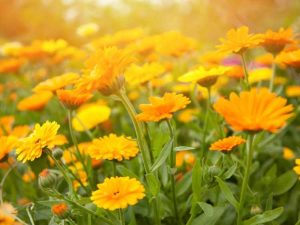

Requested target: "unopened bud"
[
  {"left": 51, "top": 203, "right": 70, "bottom": 219},
  {"left": 52, "top": 148, "right": 63, "bottom": 160},
  {"left": 38, "top": 169, "right": 57, "bottom": 189}
]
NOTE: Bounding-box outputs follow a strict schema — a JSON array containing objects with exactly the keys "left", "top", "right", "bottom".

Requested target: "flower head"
[
  {"left": 0, "top": 202, "right": 18, "bottom": 225},
  {"left": 52, "top": 203, "right": 70, "bottom": 219},
  {"left": 75, "top": 47, "right": 135, "bottom": 95},
  {"left": 17, "top": 91, "right": 53, "bottom": 111},
  {"left": 33, "top": 72, "right": 79, "bottom": 93},
  {"left": 217, "top": 26, "right": 263, "bottom": 54},
  {"left": 209, "top": 136, "right": 246, "bottom": 152},
  {"left": 261, "top": 28, "right": 295, "bottom": 54},
  {"left": 286, "top": 85, "right": 300, "bottom": 97},
  {"left": 283, "top": 147, "right": 295, "bottom": 160},
  {"left": 136, "top": 92, "right": 190, "bottom": 122},
  {"left": 56, "top": 89, "right": 92, "bottom": 109},
  {"left": 16, "top": 121, "right": 61, "bottom": 163},
  {"left": 294, "top": 159, "right": 300, "bottom": 179},
  {"left": 213, "top": 88, "right": 294, "bottom": 133},
  {"left": 88, "top": 134, "right": 139, "bottom": 161},
  {"left": 276, "top": 49, "right": 300, "bottom": 69},
  {"left": 91, "top": 177, "right": 145, "bottom": 210},
  {"left": 76, "top": 23, "right": 99, "bottom": 37},
  {"left": 0, "top": 136, "right": 17, "bottom": 161},
  {"left": 178, "top": 66, "right": 231, "bottom": 87},
  {"left": 176, "top": 151, "right": 195, "bottom": 168}
]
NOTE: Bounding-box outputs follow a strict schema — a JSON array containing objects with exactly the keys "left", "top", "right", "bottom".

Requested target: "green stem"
[
  {"left": 237, "top": 134, "right": 255, "bottom": 225},
  {"left": 166, "top": 120, "right": 181, "bottom": 224},
  {"left": 269, "top": 60, "right": 276, "bottom": 92},
  {"left": 200, "top": 87, "right": 211, "bottom": 159},
  {"left": 67, "top": 110, "right": 94, "bottom": 189},
  {"left": 119, "top": 209, "right": 125, "bottom": 225},
  {"left": 0, "top": 163, "right": 17, "bottom": 204},
  {"left": 241, "top": 53, "right": 250, "bottom": 90},
  {"left": 26, "top": 205, "right": 35, "bottom": 225},
  {"left": 112, "top": 161, "right": 117, "bottom": 176}
]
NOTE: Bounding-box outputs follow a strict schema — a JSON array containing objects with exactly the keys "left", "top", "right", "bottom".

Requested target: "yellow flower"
[
  {"left": 88, "top": 134, "right": 139, "bottom": 161},
  {"left": 177, "top": 109, "right": 199, "bottom": 123},
  {"left": 217, "top": 26, "right": 263, "bottom": 54},
  {"left": 69, "top": 162, "right": 88, "bottom": 190},
  {"left": 33, "top": 72, "right": 79, "bottom": 93},
  {"left": 255, "top": 53, "right": 274, "bottom": 67},
  {"left": 276, "top": 49, "right": 300, "bottom": 69},
  {"left": 176, "top": 151, "right": 196, "bottom": 168},
  {"left": 0, "top": 136, "right": 17, "bottom": 161},
  {"left": 17, "top": 91, "right": 53, "bottom": 111},
  {"left": 136, "top": 92, "right": 190, "bottom": 122},
  {"left": 155, "top": 31, "right": 198, "bottom": 57},
  {"left": 0, "top": 202, "right": 18, "bottom": 225},
  {"left": 75, "top": 47, "right": 135, "bottom": 95},
  {"left": 16, "top": 121, "right": 61, "bottom": 163},
  {"left": 248, "top": 68, "right": 272, "bottom": 84},
  {"left": 209, "top": 136, "right": 246, "bottom": 152},
  {"left": 22, "top": 170, "right": 36, "bottom": 183},
  {"left": 283, "top": 147, "right": 295, "bottom": 160},
  {"left": 0, "top": 41, "right": 22, "bottom": 56},
  {"left": 261, "top": 28, "right": 295, "bottom": 54},
  {"left": 213, "top": 88, "right": 294, "bottom": 133},
  {"left": 76, "top": 23, "right": 99, "bottom": 37},
  {"left": 178, "top": 66, "right": 231, "bottom": 87},
  {"left": 56, "top": 89, "right": 93, "bottom": 109},
  {"left": 293, "top": 159, "right": 300, "bottom": 179},
  {"left": 125, "top": 62, "right": 165, "bottom": 87},
  {"left": 72, "top": 103, "right": 111, "bottom": 131},
  {"left": 0, "top": 58, "right": 24, "bottom": 74},
  {"left": 41, "top": 39, "right": 68, "bottom": 54},
  {"left": 198, "top": 51, "right": 226, "bottom": 66},
  {"left": 91, "top": 177, "right": 145, "bottom": 210},
  {"left": 286, "top": 85, "right": 300, "bottom": 97}
]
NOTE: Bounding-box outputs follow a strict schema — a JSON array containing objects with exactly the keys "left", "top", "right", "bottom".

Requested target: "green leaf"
[
  {"left": 116, "top": 165, "right": 139, "bottom": 179},
  {"left": 271, "top": 170, "right": 298, "bottom": 196},
  {"left": 192, "top": 159, "right": 202, "bottom": 201},
  {"left": 176, "top": 171, "right": 192, "bottom": 197},
  {"left": 295, "top": 219, "right": 300, "bottom": 225},
  {"left": 243, "top": 207, "right": 284, "bottom": 225},
  {"left": 197, "top": 202, "right": 213, "bottom": 217},
  {"left": 151, "top": 138, "right": 173, "bottom": 172},
  {"left": 175, "top": 146, "right": 195, "bottom": 151},
  {"left": 223, "top": 162, "right": 237, "bottom": 179},
  {"left": 146, "top": 173, "right": 160, "bottom": 197},
  {"left": 215, "top": 176, "right": 239, "bottom": 210},
  {"left": 191, "top": 206, "right": 225, "bottom": 225}
]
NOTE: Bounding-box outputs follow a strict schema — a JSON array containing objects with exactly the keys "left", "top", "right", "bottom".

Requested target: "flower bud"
[
  {"left": 51, "top": 203, "right": 70, "bottom": 219},
  {"left": 38, "top": 169, "right": 57, "bottom": 189},
  {"left": 52, "top": 148, "right": 63, "bottom": 160}
]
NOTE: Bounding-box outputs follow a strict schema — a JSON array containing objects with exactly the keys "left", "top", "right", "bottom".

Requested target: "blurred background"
[{"left": 1, "top": 0, "right": 300, "bottom": 45}]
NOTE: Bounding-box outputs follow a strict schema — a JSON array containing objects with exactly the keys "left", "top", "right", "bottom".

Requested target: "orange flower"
[
  {"left": 0, "top": 136, "right": 17, "bottom": 160},
  {"left": 213, "top": 88, "right": 294, "bottom": 133},
  {"left": 217, "top": 26, "right": 263, "bottom": 54},
  {"left": 136, "top": 92, "right": 190, "bottom": 122},
  {"left": 283, "top": 147, "right": 295, "bottom": 160},
  {"left": 286, "top": 85, "right": 300, "bottom": 97},
  {"left": 293, "top": 159, "right": 300, "bottom": 179},
  {"left": 51, "top": 203, "right": 70, "bottom": 219},
  {"left": 0, "top": 58, "right": 24, "bottom": 74},
  {"left": 17, "top": 91, "right": 53, "bottom": 111},
  {"left": 209, "top": 136, "right": 246, "bottom": 152},
  {"left": 75, "top": 47, "right": 135, "bottom": 95},
  {"left": 261, "top": 28, "right": 295, "bottom": 54},
  {"left": 276, "top": 49, "right": 300, "bottom": 69},
  {"left": 176, "top": 151, "right": 195, "bottom": 168},
  {"left": 33, "top": 72, "right": 79, "bottom": 93},
  {"left": 56, "top": 89, "right": 92, "bottom": 109}
]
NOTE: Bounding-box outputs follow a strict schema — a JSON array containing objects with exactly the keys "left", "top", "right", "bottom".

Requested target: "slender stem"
[
  {"left": 237, "top": 134, "right": 255, "bottom": 225},
  {"left": 191, "top": 83, "right": 201, "bottom": 109},
  {"left": 119, "top": 209, "right": 125, "bottom": 225},
  {"left": 241, "top": 53, "right": 250, "bottom": 90},
  {"left": 0, "top": 163, "right": 17, "bottom": 204},
  {"left": 73, "top": 113, "right": 94, "bottom": 140},
  {"left": 269, "top": 60, "right": 276, "bottom": 92},
  {"left": 166, "top": 120, "right": 181, "bottom": 224},
  {"left": 67, "top": 110, "right": 94, "bottom": 189},
  {"left": 26, "top": 206, "right": 35, "bottom": 225},
  {"left": 200, "top": 87, "right": 211, "bottom": 159},
  {"left": 112, "top": 161, "right": 117, "bottom": 176}
]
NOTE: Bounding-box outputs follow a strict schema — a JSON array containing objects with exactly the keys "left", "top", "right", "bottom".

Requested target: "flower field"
[{"left": 1, "top": 1, "right": 300, "bottom": 225}]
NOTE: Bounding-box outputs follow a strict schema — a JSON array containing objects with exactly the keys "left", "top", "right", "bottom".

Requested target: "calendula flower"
[
  {"left": 177, "top": 108, "right": 199, "bottom": 123},
  {"left": 176, "top": 151, "right": 196, "bottom": 168},
  {"left": 69, "top": 162, "right": 88, "bottom": 190},
  {"left": 293, "top": 159, "right": 300, "bottom": 179},
  {"left": 125, "top": 62, "right": 165, "bottom": 87},
  {"left": 213, "top": 88, "right": 294, "bottom": 133},
  {"left": 136, "top": 92, "right": 190, "bottom": 122},
  {"left": 248, "top": 68, "right": 272, "bottom": 84},
  {"left": 41, "top": 39, "right": 68, "bottom": 54},
  {"left": 225, "top": 65, "right": 244, "bottom": 79},
  {"left": 276, "top": 49, "right": 300, "bottom": 69},
  {"left": 217, "top": 26, "right": 263, "bottom": 54},
  {"left": 17, "top": 91, "right": 53, "bottom": 111},
  {"left": 0, "top": 136, "right": 17, "bottom": 161},
  {"left": 178, "top": 66, "right": 231, "bottom": 87},
  {"left": 0, "top": 116, "right": 14, "bottom": 135},
  {"left": 255, "top": 53, "right": 274, "bottom": 66},
  {"left": 0, "top": 58, "right": 24, "bottom": 74},
  {"left": 261, "top": 28, "right": 295, "bottom": 54},
  {"left": 0, "top": 202, "right": 18, "bottom": 225},
  {"left": 75, "top": 47, "right": 135, "bottom": 95},
  {"left": 286, "top": 85, "right": 300, "bottom": 97},
  {"left": 72, "top": 103, "right": 111, "bottom": 131},
  {"left": 283, "top": 147, "right": 295, "bottom": 160},
  {"left": 16, "top": 121, "right": 61, "bottom": 163},
  {"left": 88, "top": 134, "right": 139, "bottom": 161},
  {"left": 91, "top": 177, "right": 145, "bottom": 210},
  {"left": 52, "top": 203, "right": 70, "bottom": 219},
  {"left": 209, "top": 136, "right": 246, "bottom": 152},
  {"left": 22, "top": 170, "right": 36, "bottom": 183},
  {"left": 76, "top": 23, "right": 99, "bottom": 37},
  {"left": 0, "top": 42, "right": 22, "bottom": 56},
  {"left": 56, "top": 89, "right": 93, "bottom": 109},
  {"left": 198, "top": 51, "right": 227, "bottom": 66},
  {"left": 33, "top": 72, "right": 79, "bottom": 93}
]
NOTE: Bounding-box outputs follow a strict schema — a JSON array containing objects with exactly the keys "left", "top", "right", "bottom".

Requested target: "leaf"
[
  {"left": 223, "top": 162, "right": 237, "bottom": 179},
  {"left": 175, "top": 146, "right": 195, "bottom": 151},
  {"left": 191, "top": 206, "right": 225, "bottom": 225},
  {"left": 116, "top": 165, "right": 139, "bottom": 180},
  {"left": 197, "top": 202, "right": 213, "bottom": 217},
  {"left": 176, "top": 171, "right": 192, "bottom": 197},
  {"left": 271, "top": 170, "right": 298, "bottom": 196},
  {"left": 215, "top": 176, "right": 239, "bottom": 210},
  {"left": 192, "top": 159, "right": 202, "bottom": 201},
  {"left": 243, "top": 207, "right": 284, "bottom": 225},
  {"left": 146, "top": 173, "right": 160, "bottom": 197},
  {"left": 151, "top": 138, "right": 173, "bottom": 172}
]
